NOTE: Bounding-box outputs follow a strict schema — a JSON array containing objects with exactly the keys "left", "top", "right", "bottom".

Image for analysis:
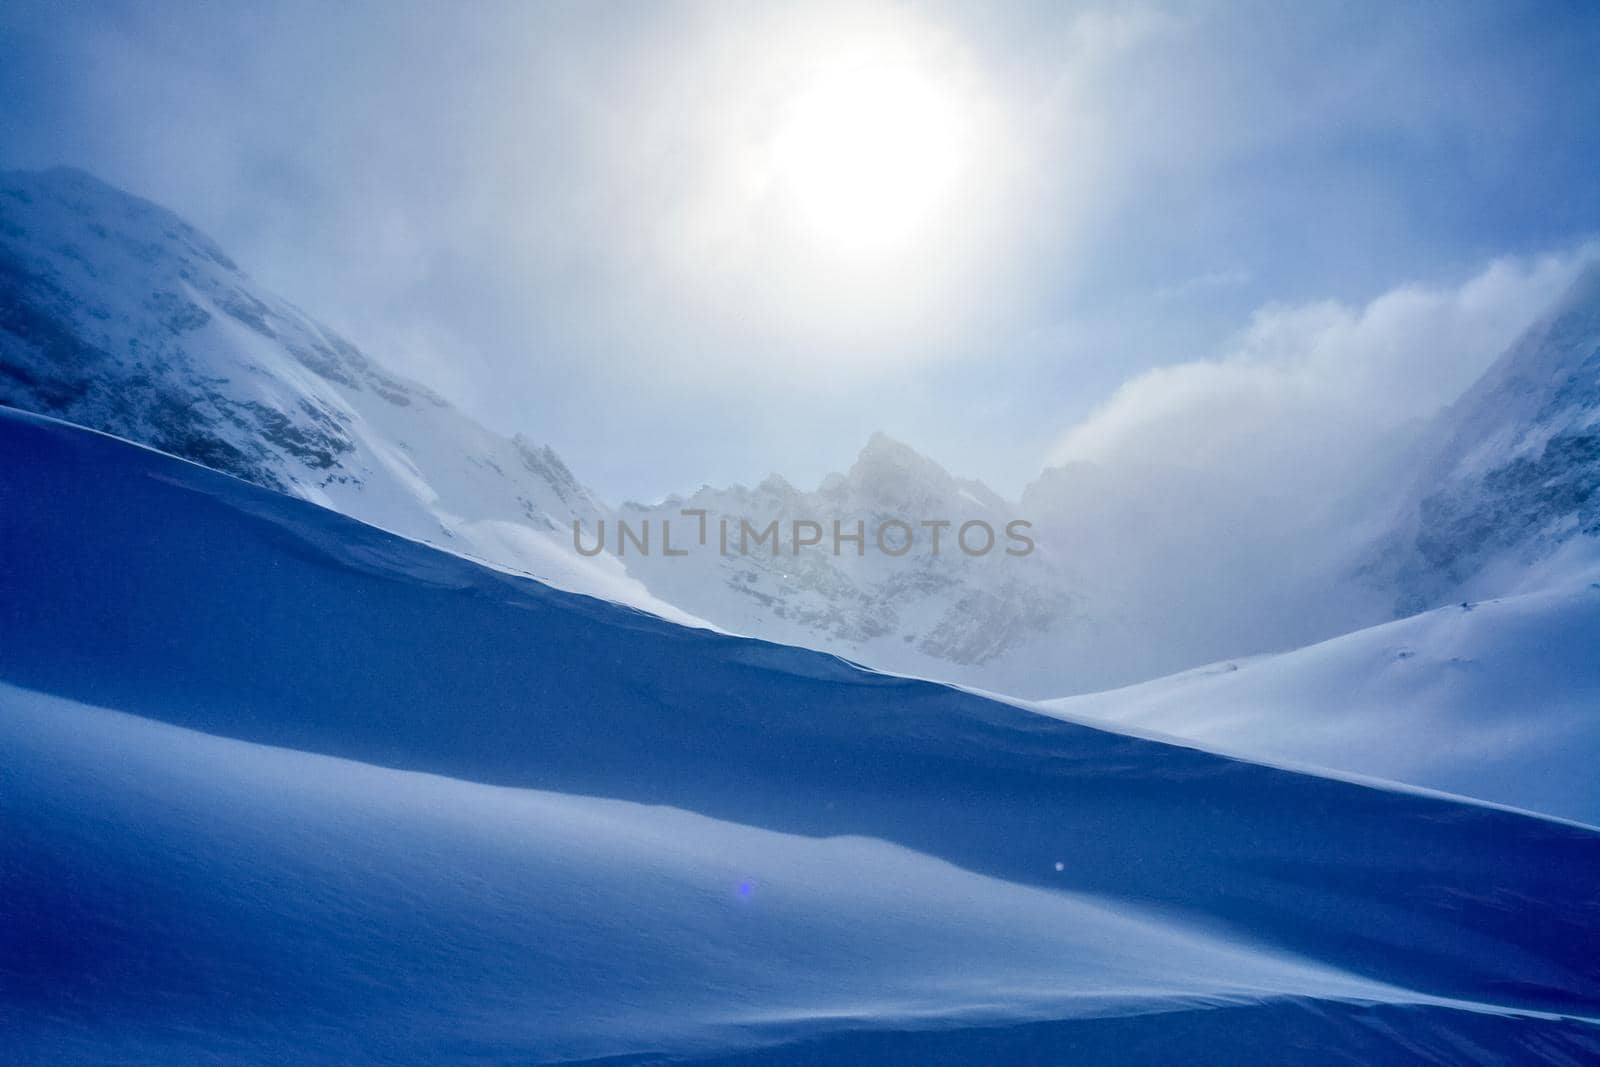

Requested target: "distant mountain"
[
  {"left": 0, "top": 167, "right": 1124, "bottom": 692},
  {"left": 10, "top": 167, "right": 1597, "bottom": 701},
  {"left": 615, "top": 432, "right": 1124, "bottom": 693},
  {"left": 1020, "top": 261, "right": 1600, "bottom": 696},
  {"left": 1028, "top": 265, "right": 1600, "bottom": 816},
  {"left": 1382, "top": 262, "right": 1600, "bottom": 612},
  {"left": 0, "top": 166, "right": 691, "bottom": 622}
]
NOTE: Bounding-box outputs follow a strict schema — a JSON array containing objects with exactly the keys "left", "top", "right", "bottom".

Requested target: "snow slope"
[
  {"left": 3, "top": 408, "right": 1599, "bottom": 1062},
  {"left": 1041, "top": 582, "right": 1600, "bottom": 826},
  {"left": 1, "top": 684, "right": 1403, "bottom": 1064}
]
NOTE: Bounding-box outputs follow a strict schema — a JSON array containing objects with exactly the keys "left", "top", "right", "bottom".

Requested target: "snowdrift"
[
  {"left": 2, "top": 407, "right": 1598, "bottom": 1063},
  {"left": 1042, "top": 584, "right": 1600, "bottom": 826}
]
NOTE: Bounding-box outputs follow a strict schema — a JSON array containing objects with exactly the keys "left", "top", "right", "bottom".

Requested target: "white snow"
[
  {"left": 2, "top": 406, "right": 1598, "bottom": 1062},
  {"left": 1040, "top": 580, "right": 1600, "bottom": 825},
  {"left": 2, "top": 682, "right": 1405, "bottom": 1064}
]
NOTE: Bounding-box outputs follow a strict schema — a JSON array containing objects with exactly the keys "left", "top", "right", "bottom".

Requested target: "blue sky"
[{"left": 3, "top": 0, "right": 1598, "bottom": 500}]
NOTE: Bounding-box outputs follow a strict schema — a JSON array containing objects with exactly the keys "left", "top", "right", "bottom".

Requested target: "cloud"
[
  {"left": 1027, "top": 245, "right": 1599, "bottom": 677},
  {"left": 1155, "top": 268, "right": 1252, "bottom": 301},
  {"left": 6, "top": 1, "right": 1600, "bottom": 504},
  {"left": 1048, "top": 247, "right": 1597, "bottom": 476}
]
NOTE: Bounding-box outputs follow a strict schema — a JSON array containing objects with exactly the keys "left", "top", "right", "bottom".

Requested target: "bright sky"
[{"left": 3, "top": 1, "right": 1599, "bottom": 500}]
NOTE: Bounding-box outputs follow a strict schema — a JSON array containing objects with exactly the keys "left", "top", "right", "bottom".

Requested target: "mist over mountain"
[
  {"left": 5, "top": 167, "right": 1600, "bottom": 698},
  {"left": 0, "top": 167, "right": 1123, "bottom": 692},
  {"left": 615, "top": 433, "right": 1114, "bottom": 693},
  {"left": 1378, "top": 262, "right": 1600, "bottom": 611},
  {"left": 0, "top": 166, "right": 692, "bottom": 623}
]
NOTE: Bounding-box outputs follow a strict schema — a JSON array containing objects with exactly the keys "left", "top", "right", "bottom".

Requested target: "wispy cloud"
[
  {"left": 1049, "top": 246, "right": 1598, "bottom": 473},
  {"left": 1155, "top": 268, "right": 1253, "bottom": 301},
  {"left": 4, "top": 1, "right": 1600, "bottom": 499},
  {"left": 1027, "top": 244, "right": 1599, "bottom": 666}
]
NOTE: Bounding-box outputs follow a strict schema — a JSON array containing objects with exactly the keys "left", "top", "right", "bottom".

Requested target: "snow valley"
[{"left": 3, "top": 165, "right": 1600, "bottom": 1062}]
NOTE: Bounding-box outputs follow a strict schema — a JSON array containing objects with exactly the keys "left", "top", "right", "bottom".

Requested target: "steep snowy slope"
[
  {"left": 1384, "top": 261, "right": 1600, "bottom": 613},
  {"left": 0, "top": 166, "right": 692, "bottom": 622},
  {"left": 1042, "top": 582, "right": 1600, "bottom": 825},
  {"left": 3, "top": 408, "right": 1599, "bottom": 1063}
]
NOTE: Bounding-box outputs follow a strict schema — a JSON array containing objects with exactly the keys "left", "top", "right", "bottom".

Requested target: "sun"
[{"left": 771, "top": 62, "right": 963, "bottom": 250}]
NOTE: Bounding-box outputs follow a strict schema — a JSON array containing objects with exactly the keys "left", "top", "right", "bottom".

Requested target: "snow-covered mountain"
[
  {"left": 1034, "top": 267, "right": 1600, "bottom": 821},
  {"left": 5, "top": 407, "right": 1598, "bottom": 1063},
  {"left": 8, "top": 166, "right": 1600, "bottom": 703},
  {"left": 1030, "top": 265, "right": 1600, "bottom": 819},
  {"left": 0, "top": 166, "right": 691, "bottom": 622},
  {"left": 1382, "top": 261, "right": 1600, "bottom": 613},
  {"left": 5, "top": 172, "right": 1598, "bottom": 1055},
  {"left": 615, "top": 433, "right": 1129, "bottom": 694},
  {"left": 0, "top": 166, "right": 1124, "bottom": 692}
]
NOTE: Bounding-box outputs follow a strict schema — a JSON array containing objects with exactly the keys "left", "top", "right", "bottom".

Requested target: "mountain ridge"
[
  {"left": 0, "top": 165, "right": 1114, "bottom": 689},
  {"left": 7, "top": 165, "right": 1600, "bottom": 699},
  {"left": 0, "top": 164, "right": 696, "bottom": 623}
]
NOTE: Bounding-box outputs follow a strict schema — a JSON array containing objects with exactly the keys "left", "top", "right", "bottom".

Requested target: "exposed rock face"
[{"left": 1386, "top": 263, "right": 1600, "bottom": 612}]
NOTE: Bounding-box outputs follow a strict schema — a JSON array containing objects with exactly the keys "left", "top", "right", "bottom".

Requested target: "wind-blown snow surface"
[
  {"left": 1042, "top": 583, "right": 1600, "bottom": 827},
  {"left": 3, "top": 408, "right": 1600, "bottom": 1063},
  {"left": 0, "top": 685, "right": 1400, "bottom": 1063}
]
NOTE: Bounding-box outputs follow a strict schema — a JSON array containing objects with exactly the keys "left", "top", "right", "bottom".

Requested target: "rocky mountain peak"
[
  {"left": 832, "top": 431, "right": 1006, "bottom": 515},
  {"left": 1387, "top": 258, "right": 1600, "bottom": 610}
]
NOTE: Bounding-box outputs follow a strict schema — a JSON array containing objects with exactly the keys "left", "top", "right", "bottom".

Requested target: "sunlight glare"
[{"left": 772, "top": 62, "right": 963, "bottom": 250}]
